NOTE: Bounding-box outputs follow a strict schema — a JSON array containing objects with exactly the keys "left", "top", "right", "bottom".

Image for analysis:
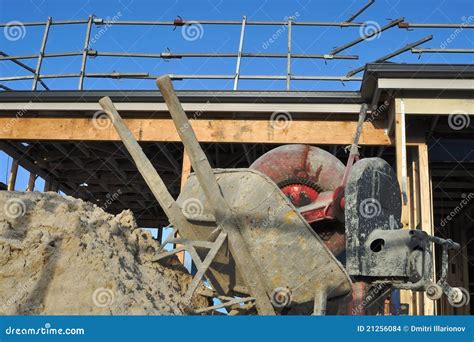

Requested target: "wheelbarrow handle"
[{"left": 98, "top": 96, "right": 186, "bottom": 226}]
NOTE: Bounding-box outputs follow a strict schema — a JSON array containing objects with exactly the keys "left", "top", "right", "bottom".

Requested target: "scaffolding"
[{"left": 0, "top": 2, "right": 473, "bottom": 91}]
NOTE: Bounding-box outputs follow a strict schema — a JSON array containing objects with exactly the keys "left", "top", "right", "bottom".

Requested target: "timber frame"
[{"left": 1, "top": 63, "right": 473, "bottom": 315}]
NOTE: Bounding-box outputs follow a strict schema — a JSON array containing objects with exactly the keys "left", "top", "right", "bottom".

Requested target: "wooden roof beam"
[{"left": 0, "top": 117, "right": 391, "bottom": 145}]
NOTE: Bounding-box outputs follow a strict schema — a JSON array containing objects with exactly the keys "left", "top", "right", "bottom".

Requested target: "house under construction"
[{"left": 0, "top": 12, "right": 473, "bottom": 316}]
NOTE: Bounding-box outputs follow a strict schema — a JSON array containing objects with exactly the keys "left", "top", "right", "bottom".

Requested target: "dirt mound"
[{"left": 0, "top": 191, "right": 210, "bottom": 315}]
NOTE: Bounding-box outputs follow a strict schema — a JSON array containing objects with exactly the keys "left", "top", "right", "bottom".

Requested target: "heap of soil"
[{"left": 0, "top": 191, "right": 210, "bottom": 315}]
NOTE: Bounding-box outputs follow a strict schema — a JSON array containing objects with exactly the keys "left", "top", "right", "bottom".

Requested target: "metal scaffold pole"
[
  {"left": 32, "top": 16, "right": 52, "bottom": 90},
  {"left": 286, "top": 19, "right": 292, "bottom": 91},
  {"left": 233, "top": 16, "right": 247, "bottom": 90},
  {"left": 78, "top": 16, "right": 93, "bottom": 90}
]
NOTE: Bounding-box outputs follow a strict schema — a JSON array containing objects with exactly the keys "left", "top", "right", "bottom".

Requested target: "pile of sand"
[{"left": 0, "top": 191, "right": 210, "bottom": 315}]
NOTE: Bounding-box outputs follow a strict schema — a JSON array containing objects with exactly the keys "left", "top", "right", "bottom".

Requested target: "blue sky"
[
  {"left": 0, "top": 0, "right": 473, "bottom": 92},
  {"left": 0, "top": 0, "right": 473, "bottom": 210}
]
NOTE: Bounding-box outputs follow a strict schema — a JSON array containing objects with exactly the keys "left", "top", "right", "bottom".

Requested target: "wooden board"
[
  {"left": 181, "top": 149, "right": 191, "bottom": 190},
  {"left": 395, "top": 98, "right": 415, "bottom": 313},
  {"left": 418, "top": 143, "right": 436, "bottom": 315},
  {"left": 176, "top": 149, "right": 192, "bottom": 264},
  {"left": 0, "top": 117, "right": 392, "bottom": 145}
]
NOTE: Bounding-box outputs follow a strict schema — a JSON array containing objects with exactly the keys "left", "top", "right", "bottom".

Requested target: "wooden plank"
[
  {"left": 406, "top": 136, "right": 427, "bottom": 146},
  {"left": 386, "top": 98, "right": 396, "bottom": 136},
  {"left": 401, "top": 142, "right": 437, "bottom": 315},
  {"left": 412, "top": 149, "right": 422, "bottom": 315},
  {"left": 411, "top": 149, "right": 421, "bottom": 230},
  {"left": 43, "top": 179, "right": 51, "bottom": 192},
  {"left": 26, "top": 173, "right": 36, "bottom": 191},
  {"left": 411, "top": 148, "right": 423, "bottom": 316},
  {"left": 408, "top": 149, "right": 433, "bottom": 316},
  {"left": 7, "top": 159, "right": 18, "bottom": 191},
  {"left": 395, "top": 99, "right": 409, "bottom": 227},
  {"left": 0, "top": 117, "right": 392, "bottom": 145},
  {"left": 181, "top": 149, "right": 191, "bottom": 190},
  {"left": 412, "top": 143, "right": 436, "bottom": 315},
  {"left": 395, "top": 98, "right": 414, "bottom": 312},
  {"left": 175, "top": 149, "right": 192, "bottom": 264},
  {"left": 406, "top": 156, "right": 417, "bottom": 315}
]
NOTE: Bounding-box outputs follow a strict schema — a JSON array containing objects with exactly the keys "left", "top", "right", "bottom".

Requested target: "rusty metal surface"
[
  {"left": 250, "top": 144, "right": 345, "bottom": 191},
  {"left": 250, "top": 144, "right": 347, "bottom": 256},
  {"left": 177, "top": 168, "right": 352, "bottom": 305}
]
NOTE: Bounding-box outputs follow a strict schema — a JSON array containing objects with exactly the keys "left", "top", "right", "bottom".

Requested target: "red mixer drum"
[{"left": 250, "top": 144, "right": 347, "bottom": 257}]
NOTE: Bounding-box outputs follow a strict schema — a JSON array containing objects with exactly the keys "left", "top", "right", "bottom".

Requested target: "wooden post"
[
  {"left": 402, "top": 140, "right": 437, "bottom": 315},
  {"left": 27, "top": 173, "right": 36, "bottom": 191},
  {"left": 395, "top": 98, "right": 414, "bottom": 313},
  {"left": 395, "top": 99, "right": 409, "bottom": 227},
  {"left": 405, "top": 150, "right": 417, "bottom": 315},
  {"left": 418, "top": 143, "right": 436, "bottom": 315},
  {"left": 44, "top": 179, "right": 51, "bottom": 192},
  {"left": 175, "top": 149, "right": 192, "bottom": 264},
  {"left": 181, "top": 149, "right": 191, "bottom": 190},
  {"left": 410, "top": 148, "right": 421, "bottom": 315},
  {"left": 7, "top": 159, "right": 19, "bottom": 191}
]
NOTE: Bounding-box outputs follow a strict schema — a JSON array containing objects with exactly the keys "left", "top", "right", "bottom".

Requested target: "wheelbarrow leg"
[
  {"left": 313, "top": 286, "right": 328, "bottom": 315},
  {"left": 184, "top": 231, "right": 227, "bottom": 301}
]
